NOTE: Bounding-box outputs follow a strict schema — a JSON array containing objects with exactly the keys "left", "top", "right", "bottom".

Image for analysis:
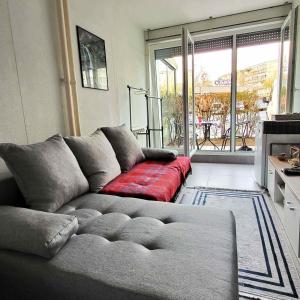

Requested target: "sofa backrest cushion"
[
  {"left": 0, "top": 135, "right": 89, "bottom": 212},
  {"left": 64, "top": 129, "right": 121, "bottom": 192},
  {"left": 101, "top": 125, "right": 145, "bottom": 172},
  {"left": 0, "top": 206, "right": 78, "bottom": 258}
]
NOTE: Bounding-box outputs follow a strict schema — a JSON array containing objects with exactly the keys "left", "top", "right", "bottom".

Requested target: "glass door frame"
[
  {"left": 147, "top": 20, "right": 284, "bottom": 154},
  {"left": 182, "top": 27, "right": 196, "bottom": 156},
  {"left": 278, "top": 10, "right": 298, "bottom": 113}
]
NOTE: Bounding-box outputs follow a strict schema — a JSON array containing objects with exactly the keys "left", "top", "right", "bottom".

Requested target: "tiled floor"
[
  {"left": 185, "top": 163, "right": 300, "bottom": 300},
  {"left": 186, "top": 162, "right": 261, "bottom": 191}
]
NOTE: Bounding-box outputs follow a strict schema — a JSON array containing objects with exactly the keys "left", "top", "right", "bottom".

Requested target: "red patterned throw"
[{"left": 100, "top": 157, "right": 191, "bottom": 202}]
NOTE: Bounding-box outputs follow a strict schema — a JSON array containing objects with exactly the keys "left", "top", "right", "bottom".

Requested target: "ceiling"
[{"left": 119, "top": 0, "right": 288, "bottom": 30}]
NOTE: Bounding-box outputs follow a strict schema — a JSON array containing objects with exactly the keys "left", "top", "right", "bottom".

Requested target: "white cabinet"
[
  {"left": 268, "top": 156, "right": 300, "bottom": 259},
  {"left": 268, "top": 159, "right": 286, "bottom": 220},
  {"left": 284, "top": 186, "right": 300, "bottom": 257},
  {"left": 267, "top": 162, "right": 275, "bottom": 200}
]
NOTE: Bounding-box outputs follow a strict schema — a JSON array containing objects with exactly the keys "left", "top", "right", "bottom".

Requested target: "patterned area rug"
[{"left": 177, "top": 187, "right": 300, "bottom": 300}]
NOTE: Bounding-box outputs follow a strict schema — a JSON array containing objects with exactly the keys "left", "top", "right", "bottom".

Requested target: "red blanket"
[{"left": 100, "top": 157, "right": 191, "bottom": 202}]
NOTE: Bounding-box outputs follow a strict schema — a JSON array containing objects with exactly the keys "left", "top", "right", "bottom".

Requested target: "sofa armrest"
[
  {"left": 0, "top": 206, "right": 78, "bottom": 259},
  {"left": 142, "top": 148, "right": 178, "bottom": 161}
]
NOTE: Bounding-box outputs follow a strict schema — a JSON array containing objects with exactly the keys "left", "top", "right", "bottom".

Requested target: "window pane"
[
  {"left": 236, "top": 42, "right": 280, "bottom": 151},
  {"left": 154, "top": 29, "right": 281, "bottom": 153},
  {"left": 156, "top": 38, "right": 233, "bottom": 152},
  {"left": 156, "top": 59, "right": 183, "bottom": 151},
  {"left": 194, "top": 47, "right": 232, "bottom": 151}
]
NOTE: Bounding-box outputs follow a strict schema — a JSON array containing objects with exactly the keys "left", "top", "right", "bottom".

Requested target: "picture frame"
[{"left": 76, "top": 26, "right": 109, "bottom": 91}]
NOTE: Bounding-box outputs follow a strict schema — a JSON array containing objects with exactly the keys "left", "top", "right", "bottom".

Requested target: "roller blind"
[
  {"left": 155, "top": 36, "right": 232, "bottom": 60},
  {"left": 155, "top": 28, "right": 286, "bottom": 60},
  {"left": 236, "top": 28, "right": 288, "bottom": 48}
]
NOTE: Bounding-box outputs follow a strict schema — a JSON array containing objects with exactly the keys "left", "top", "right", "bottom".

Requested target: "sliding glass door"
[
  {"left": 155, "top": 36, "right": 233, "bottom": 152},
  {"left": 152, "top": 25, "right": 283, "bottom": 154},
  {"left": 193, "top": 37, "right": 233, "bottom": 151},
  {"left": 236, "top": 29, "right": 281, "bottom": 151},
  {"left": 154, "top": 29, "right": 195, "bottom": 156}
]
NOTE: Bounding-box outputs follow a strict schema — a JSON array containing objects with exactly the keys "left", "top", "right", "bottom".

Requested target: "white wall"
[
  {"left": 0, "top": 0, "right": 147, "bottom": 177},
  {"left": 69, "top": 0, "right": 119, "bottom": 134},
  {"left": 113, "top": 6, "right": 147, "bottom": 130},
  {"left": 0, "top": 0, "right": 67, "bottom": 178},
  {"left": 69, "top": 0, "right": 147, "bottom": 135}
]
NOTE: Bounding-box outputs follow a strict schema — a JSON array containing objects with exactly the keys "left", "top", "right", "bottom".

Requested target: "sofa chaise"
[
  {"left": 0, "top": 177, "right": 238, "bottom": 300},
  {"left": 0, "top": 125, "right": 238, "bottom": 300}
]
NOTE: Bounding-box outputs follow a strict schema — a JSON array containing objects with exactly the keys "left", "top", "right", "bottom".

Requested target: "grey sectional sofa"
[
  {"left": 0, "top": 175, "right": 238, "bottom": 300},
  {"left": 0, "top": 129, "right": 238, "bottom": 299}
]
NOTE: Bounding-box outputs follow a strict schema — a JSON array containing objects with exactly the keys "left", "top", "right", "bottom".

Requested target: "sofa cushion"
[
  {"left": 100, "top": 157, "right": 191, "bottom": 202},
  {"left": 0, "top": 135, "right": 89, "bottom": 212},
  {"left": 0, "top": 193, "right": 238, "bottom": 299},
  {"left": 0, "top": 206, "right": 78, "bottom": 258},
  {"left": 64, "top": 130, "right": 121, "bottom": 192},
  {"left": 142, "top": 147, "right": 178, "bottom": 161},
  {"left": 101, "top": 125, "right": 145, "bottom": 171},
  {"left": 58, "top": 194, "right": 237, "bottom": 299}
]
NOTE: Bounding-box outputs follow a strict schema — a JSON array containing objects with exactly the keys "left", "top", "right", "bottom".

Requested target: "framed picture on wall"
[{"left": 76, "top": 26, "right": 108, "bottom": 90}]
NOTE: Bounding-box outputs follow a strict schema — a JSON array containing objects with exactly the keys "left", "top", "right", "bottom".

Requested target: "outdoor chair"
[{"left": 221, "top": 121, "right": 252, "bottom": 151}]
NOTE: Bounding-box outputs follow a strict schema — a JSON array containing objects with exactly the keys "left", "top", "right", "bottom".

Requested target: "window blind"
[
  {"left": 236, "top": 28, "right": 288, "bottom": 48},
  {"left": 155, "top": 28, "right": 286, "bottom": 60},
  {"left": 155, "top": 36, "right": 233, "bottom": 60}
]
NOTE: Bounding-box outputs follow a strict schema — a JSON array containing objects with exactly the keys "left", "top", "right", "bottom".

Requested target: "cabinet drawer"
[{"left": 284, "top": 186, "right": 300, "bottom": 257}]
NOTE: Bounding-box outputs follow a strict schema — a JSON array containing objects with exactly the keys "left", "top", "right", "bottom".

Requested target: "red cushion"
[{"left": 100, "top": 157, "right": 191, "bottom": 202}]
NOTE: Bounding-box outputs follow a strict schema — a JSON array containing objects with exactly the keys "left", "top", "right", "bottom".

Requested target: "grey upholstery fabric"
[
  {"left": 101, "top": 125, "right": 145, "bottom": 171},
  {"left": 0, "top": 174, "right": 25, "bottom": 207},
  {"left": 142, "top": 148, "right": 178, "bottom": 161},
  {"left": 0, "top": 193, "right": 238, "bottom": 300},
  {"left": 0, "top": 135, "right": 89, "bottom": 212},
  {"left": 64, "top": 129, "right": 121, "bottom": 192},
  {"left": 0, "top": 206, "right": 78, "bottom": 259}
]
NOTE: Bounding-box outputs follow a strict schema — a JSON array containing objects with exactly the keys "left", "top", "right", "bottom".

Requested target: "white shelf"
[
  {"left": 268, "top": 156, "right": 300, "bottom": 259},
  {"left": 277, "top": 183, "right": 285, "bottom": 197},
  {"left": 274, "top": 201, "right": 285, "bottom": 220}
]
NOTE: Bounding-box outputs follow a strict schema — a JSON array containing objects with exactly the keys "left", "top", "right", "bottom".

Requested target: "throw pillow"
[
  {"left": 0, "top": 135, "right": 89, "bottom": 212},
  {"left": 64, "top": 129, "right": 121, "bottom": 192},
  {"left": 142, "top": 148, "right": 178, "bottom": 161},
  {"left": 0, "top": 206, "right": 78, "bottom": 259},
  {"left": 101, "top": 125, "right": 145, "bottom": 171}
]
